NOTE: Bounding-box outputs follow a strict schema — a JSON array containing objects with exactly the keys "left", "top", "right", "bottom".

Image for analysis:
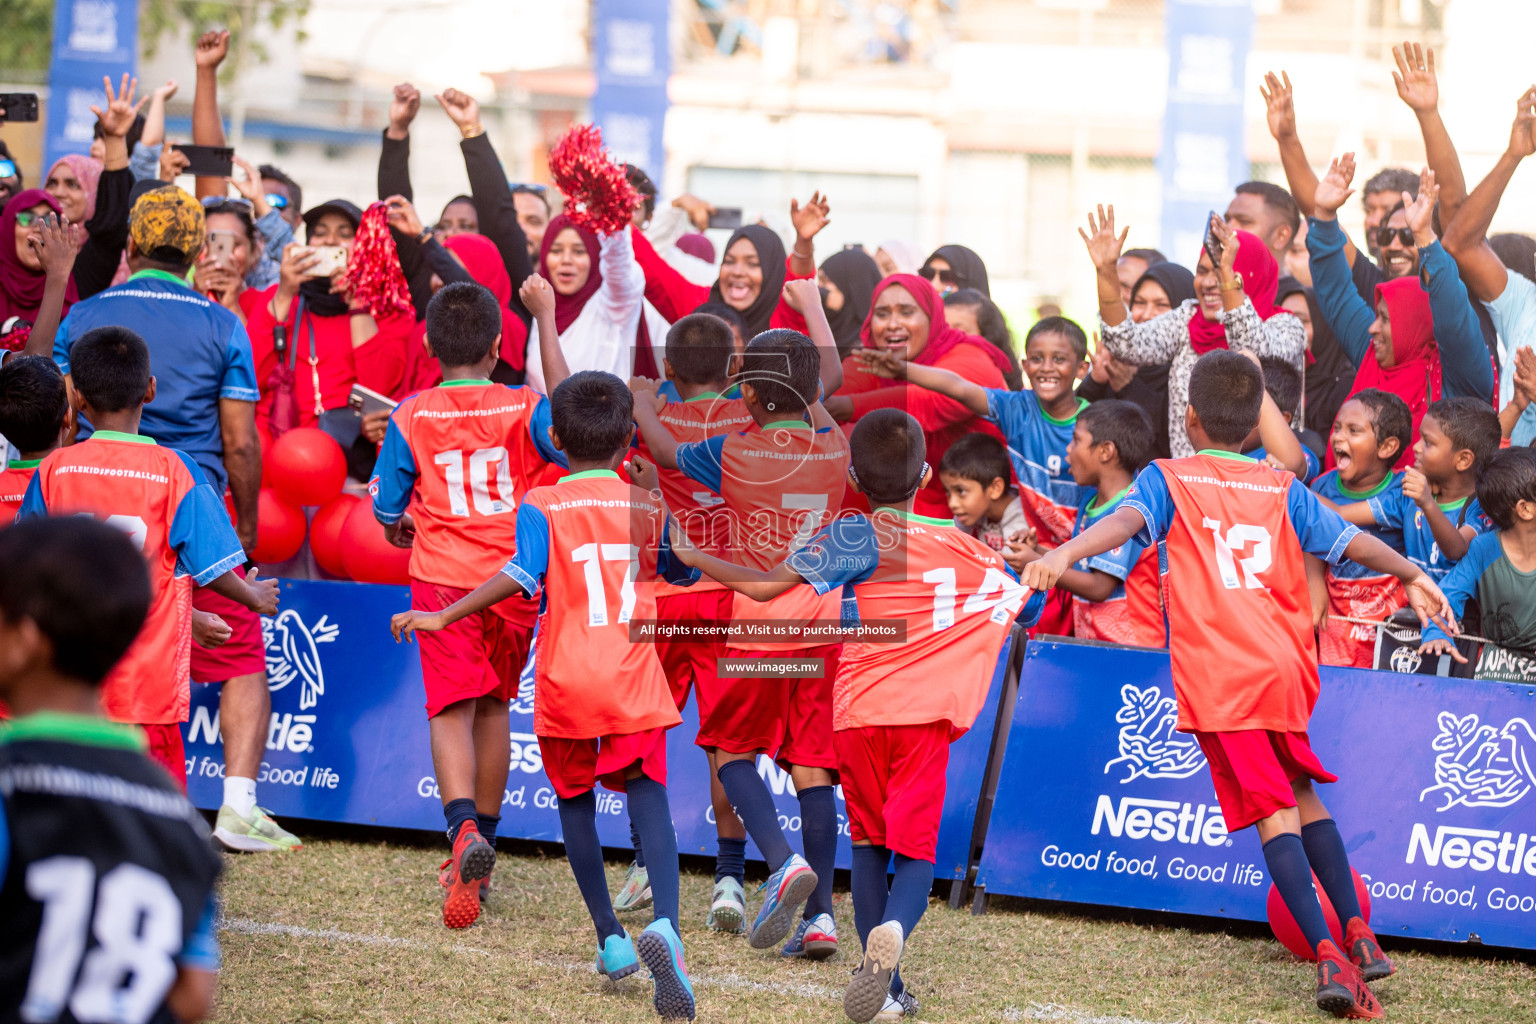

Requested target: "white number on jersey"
[
  {"left": 571, "top": 543, "right": 640, "bottom": 627},
  {"left": 924, "top": 565, "right": 1029, "bottom": 631},
  {"left": 433, "top": 448, "right": 517, "bottom": 517},
  {"left": 101, "top": 515, "right": 149, "bottom": 553},
  {"left": 1201, "top": 517, "right": 1273, "bottom": 589},
  {"left": 22, "top": 857, "right": 183, "bottom": 1024},
  {"left": 782, "top": 494, "right": 830, "bottom": 550}
]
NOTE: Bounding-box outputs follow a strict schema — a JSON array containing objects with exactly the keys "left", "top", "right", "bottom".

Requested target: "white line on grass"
[
  {"left": 1005, "top": 1003, "right": 1188, "bottom": 1024},
  {"left": 221, "top": 917, "right": 840, "bottom": 1000}
]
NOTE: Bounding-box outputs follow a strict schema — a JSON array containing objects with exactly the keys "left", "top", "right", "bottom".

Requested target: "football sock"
[
  {"left": 629, "top": 818, "right": 646, "bottom": 870},
  {"left": 1302, "top": 818, "right": 1364, "bottom": 923},
  {"left": 626, "top": 776, "right": 680, "bottom": 928},
  {"left": 797, "top": 785, "right": 837, "bottom": 918},
  {"left": 444, "top": 798, "right": 478, "bottom": 844},
  {"left": 1263, "top": 832, "right": 1332, "bottom": 952},
  {"left": 477, "top": 813, "right": 499, "bottom": 851},
  {"left": 716, "top": 837, "right": 747, "bottom": 883},
  {"left": 224, "top": 776, "right": 257, "bottom": 817},
  {"left": 884, "top": 854, "right": 934, "bottom": 939},
  {"left": 556, "top": 789, "right": 623, "bottom": 943},
  {"left": 850, "top": 844, "right": 891, "bottom": 950},
  {"left": 717, "top": 759, "right": 792, "bottom": 870}
]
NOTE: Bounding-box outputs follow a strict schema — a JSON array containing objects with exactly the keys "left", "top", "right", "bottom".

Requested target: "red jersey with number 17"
[
  {"left": 1121, "top": 453, "right": 1360, "bottom": 734},
  {"left": 370, "top": 381, "right": 561, "bottom": 589}
]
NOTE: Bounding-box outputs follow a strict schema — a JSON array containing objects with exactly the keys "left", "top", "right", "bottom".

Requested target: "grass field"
[{"left": 214, "top": 825, "right": 1536, "bottom": 1024}]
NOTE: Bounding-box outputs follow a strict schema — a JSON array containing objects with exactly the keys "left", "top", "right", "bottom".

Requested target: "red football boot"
[
  {"left": 1344, "top": 917, "right": 1396, "bottom": 982},
  {"left": 1315, "top": 940, "right": 1384, "bottom": 1019},
  {"left": 440, "top": 822, "right": 495, "bottom": 929}
]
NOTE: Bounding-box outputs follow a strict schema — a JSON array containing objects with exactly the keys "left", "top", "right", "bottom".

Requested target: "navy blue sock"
[
  {"left": 444, "top": 798, "right": 477, "bottom": 843},
  {"left": 1302, "top": 818, "right": 1363, "bottom": 923},
  {"left": 626, "top": 777, "right": 680, "bottom": 929},
  {"left": 556, "top": 790, "right": 622, "bottom": 943},
  {"left": 1263, "top": 832, "right": 1332, "bottom": 952},
  {"left": 716, "top": 837, "right": 747, "bottom": 883},
  {"left": 884, "top": 854, "right": 934, "bottom": 939},
  {"left": 629, "top": 817, "right": 646, "bottom": 869},
  {"left": 850, "top": 845, "right": 891, "bottom": 950},
  {"left": 477, "top": 813, "right": 499, "bottom": 850},
  {"left": 717, "top": 759, "right": 792, "bottom": 869},
  {"left": 797, "top": 785, "right": 837, "bottom": 919}
]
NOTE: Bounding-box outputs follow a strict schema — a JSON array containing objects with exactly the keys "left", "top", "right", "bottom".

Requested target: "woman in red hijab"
[
  {"left": 1, "top": 191, "right": 78, "bottom": 340},
  {"left": 1087, "top": 210, "right": 1306, "bottom": 457},
  {"left": 826, "top": 273, "right": 1013, "bottom": 517}
]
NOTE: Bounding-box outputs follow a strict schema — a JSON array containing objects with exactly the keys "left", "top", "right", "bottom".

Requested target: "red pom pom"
[
  {"left": 267, "top": 427, "right": 347, "bottom": 507},
  {"left": 548, "top": 124, "right": 639, "bottom": 236},
  {"left": 251, "top": 489, "right": 307, "bottom": 564},
  {"left": 339, "top": 202, "right": 413, "bottom": 320},
  {"left": 339, "top": 499, "right": 411, "bottom": 585}
]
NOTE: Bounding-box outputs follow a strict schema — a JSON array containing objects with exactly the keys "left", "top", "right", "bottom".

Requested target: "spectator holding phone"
[{"left": 194, "top": 198, "right": 264, "bottom": 324}]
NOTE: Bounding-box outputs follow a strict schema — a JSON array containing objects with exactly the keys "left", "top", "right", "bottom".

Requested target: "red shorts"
[
  {"left": 1195, "top": 729, "right": 1338, "bottom": 831},
  {"left": 190, "top": 569, "right": 266, "bottom": 683},
  {"left": 142, "top": 723, "right": 187, "bottom": 792},
  {"left": 834, "top": 721, "right": 951, "bottom": 863},
  {"left": 696, "top": 645, "right": 839, "bottom": 773},
  {"left": 539, "top": 728, "right": 668, "bottom": 800},
  {"left": 654, "top": 589, "right": 732, "bottom": 712},
  {"left": 411, "top": 580, "right": 536, "bottom": 719}
]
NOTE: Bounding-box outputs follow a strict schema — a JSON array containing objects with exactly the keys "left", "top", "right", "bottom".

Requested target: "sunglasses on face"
[
  {"left": 1373, "top": 226, "right": 1415, "bottom": 249},
  {"left": 0, "top": 159, "right": 16, "bottom": 179},
  {"left": 510, "top": 182, "right": 547, "bottom": 194},
  {"left": 203, "top": 195, "right": 253, "bottom": 212},
  {"left": 919, "top": 266, "right": 959, "bottom": 285},
  {"left": 13, "top": 211, "right": 47, "bottom": 228},
  {"left": 265, "top": 193, "right": 289, "bottom": 210}
]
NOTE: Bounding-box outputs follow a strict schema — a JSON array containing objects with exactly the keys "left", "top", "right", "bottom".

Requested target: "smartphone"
[
  {"left": 172, "top": 144, "right": 234, "bottom": 178},
  {"left": 0, "top": 94, "right": 40, "bottom": 123},
  {"left": 708, "top": 207, "right": 743, "bottom": 231},
  {"left": 203, "top": 231, "right": 240, "bottom": 272},
  {"left": 303, "top": 246, "right": 349, "bottom": 277},
  {"left": 348, "top": 382, "right": 397, "bottom": 418},
  {"left": 1202, "top": 210, "right": 1224, "bottom": 270}
]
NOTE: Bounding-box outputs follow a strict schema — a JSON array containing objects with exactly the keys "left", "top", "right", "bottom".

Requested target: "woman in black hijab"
[
  {"left": 1275, "top": 275, "right": 1354, "bottom": 438},
  {"left": 921, "top": 244, "right": 989, "bottom": 297},
  {"left": 818, "top": 247, "right": 882, "bottom": 359},
  {"left": 708, "top": 224, "right": 789, "bottom": 338}
]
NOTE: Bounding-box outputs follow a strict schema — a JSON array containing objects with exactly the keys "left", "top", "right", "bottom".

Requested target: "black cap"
[
  {"left": 302, "top": 198, "right": 362, "bottom": 236},
  {"left": 129, "top": 177, "right": 174, "bottom": 208}
]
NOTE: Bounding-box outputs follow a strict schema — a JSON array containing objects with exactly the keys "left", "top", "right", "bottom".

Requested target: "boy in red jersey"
[
  {"left": 392, "top": 371, "right": 698, "bottom": 1021},
  {"left": 633, "top": 315, "right": 848, "bottom": 960},
  {"left": 0, "top": 356, "right": 69, "bottom": 527},
  {"left": 1024, "top": 351, "right": 1458, "bottom": 1020},
  {"left": 1009, "top": 399, "right": 1166, "bottom": 648},
  {"left": 619, "top": 311, "right": 754, "bottom": 929},
  {"left": 18, "top": 326, "right": 279, "bottom": 787},
  {"left": 370, "top": 280, "right": 569, "bottom": 929},
  {"left": 667, "top": 408, "right": 1043, "bottom": 1023}
]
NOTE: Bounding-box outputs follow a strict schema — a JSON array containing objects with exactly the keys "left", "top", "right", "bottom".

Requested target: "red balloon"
[
  {"left": 268, "top": 427, "right": 347, "bottom": 507},
  {"left": 310, "top": 493, "right": 360, "bottom": 578},
  {"left": 1266, "top": 867, "right": 1372, "bottom": 961},
  {"left": 339, "top": 499, "right": 411, "bottom": 585},
  {"left": 250, "top": 488, "right": 307, "bottom": 564}
]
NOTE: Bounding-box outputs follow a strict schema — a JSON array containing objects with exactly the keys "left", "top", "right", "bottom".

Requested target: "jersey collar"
[
  {"left": 6, "top": 457, "right": 42, "bottom": 469},
  {"left": 684, "top": 391, "right": 722, "bottom": 403},
  {"left": 1040, "top": 396, "right": 1089, "bottom": 426},
  {"left": 1335, "top": 472, "right": 1395, "bottom": 502},
  {"left": 439, "top": 378, "right": 491, "bottom": 388},
  {"left": 1197, "top": 448, "right": 1254, "bottom": 462},
  {"left": 90, "top": 430, "right": 156, "bottom": 445},
  {"left": 762, "top": 419, "right": 812, "bottom": 430},
  {"left": 1086, "top": 484, "right": 1132, "bottom": 517},
  {"left": 1, "top": 712, "right": 146, "bottom": 751},
  {"left": 558, "top": 469, "right": 620, "bottom": 483},
  {"left": 873, "top": 506, "right": 953, "bottom": 526},
  {"left": 128, "top": 268, "right": 191, "bottom": 288}
]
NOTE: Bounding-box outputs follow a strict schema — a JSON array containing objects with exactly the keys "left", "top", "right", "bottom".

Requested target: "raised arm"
[
  {"left": 788, "top": 192, "right": 831, "bottom": 280},
  {"left": 21, "top": 216, "right": 80, "bottom": 359},
  {"left": 191, "top": 31, "right": 229, "bottom": 199},
  {"left": 858, "top": 349, "right": 990, "bottom": 418},
  {"left": 1393, "top": 43, "right": 1469, "bottom": 228},
  {"left": 1307, "top": 154, "right": 1374, "bottom": 366},
  {"left": 439, "top": 89, "right": 535, "bottom": 312},
  {"left": 1021, "top": 505, "right": 1149, "bottom": 592},
  {"left": 1441, "top": 89, "right": 1536, "bottom": 303},
  {"left": 782, "top": 277, "right": 844, "bottom": 396},
  {"left": 629, "top": 379, "right": 679, "bottom": 468},
  {"left": 1081, "top": 204, "right": 1131, "bottom": 327},
  {"left": 521, "top": 274, "right": 569, "bottom": 392},
  {"left": 1409, "top": 170, "right": 1495, "bottom": 401},
  {"left": 379, "top": 83, "right": 419, "bottom": 201}
]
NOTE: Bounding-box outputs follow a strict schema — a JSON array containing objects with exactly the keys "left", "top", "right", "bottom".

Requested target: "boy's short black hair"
[
  {"left": 1258, "top": 356, "right": 1302, "bottom": 420},
  {"left": 1475, "top": 446, "right": 1536, "bottom": 531},
  {"left": 1023, "top": 315, "right": 1088, "bottom": 361},
  {"left": 0, "top": 517, "right": 151, "bottom": 686},
  {"left": 424, "top": 282, "right": 502, "bottom": 366},
  {"left": 258, "top": 163, "right": 302, "bottom": 212},
  {"left": 938, "top": 432, "right": 1011, "bottom": 489},
  {"left": 850, "top": 409, "right": 927, "bottom": 507},
  {"left": 550, "top": 371, "right": 633, "bottom": 460},
  {"left": 1351, "top": 388, "right": 1413, "bottom": 467},
  {"left": 1427, "top": 396, "right": 1502, "bottom": 473},
  {"left": 0, "top": 355, "right": 68, "bottom": 453},
  {"left": 738, "top": 329, "right": 820, "bottom": 414},
  {"left": 69, "top": 326, "right": 151, "bottom": 413},
  {"left": 1078, "top": 399, "right": 1154, "bottom": 473},
  {"left": 665, "top": 314, "right": 735, "bottom": 386},
  {"left": 1187, "top": 350, "right": 1264, "bottom": 445},
  {"left": 695, "top": 302, "right": 747, "bottom": 343},
  {"left": 1235, "top": 180, "right": 1301, "bottom": 239}
]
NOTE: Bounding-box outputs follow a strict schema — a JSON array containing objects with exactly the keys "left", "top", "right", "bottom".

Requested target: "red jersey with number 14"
[{"left": 1122, "top": 453, "right": 1359, "bottom": 734}]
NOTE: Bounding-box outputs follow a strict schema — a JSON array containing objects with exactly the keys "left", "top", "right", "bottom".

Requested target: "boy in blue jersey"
[
  {"left": 1310, "top": 390, "right": 1413, "bottom": 666},
  {"left": 1421, "top": 447, "right": 1536, "bottom": 661},
  {"left": 1325, "top": 397, "right": 1499, "bottom": 582}
]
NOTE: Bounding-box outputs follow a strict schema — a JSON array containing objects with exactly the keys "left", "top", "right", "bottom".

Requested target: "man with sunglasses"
[{"left": 0, "top": 140, "right": 21, "bottom": 206}]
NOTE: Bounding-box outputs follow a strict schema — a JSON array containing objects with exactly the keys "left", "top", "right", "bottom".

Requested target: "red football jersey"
[
  {"left": 0, "top": 461, "right": 38, "bottom": 526},
  {"left": 510, "top": 472, "right": 684, "bottom": 739}
]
